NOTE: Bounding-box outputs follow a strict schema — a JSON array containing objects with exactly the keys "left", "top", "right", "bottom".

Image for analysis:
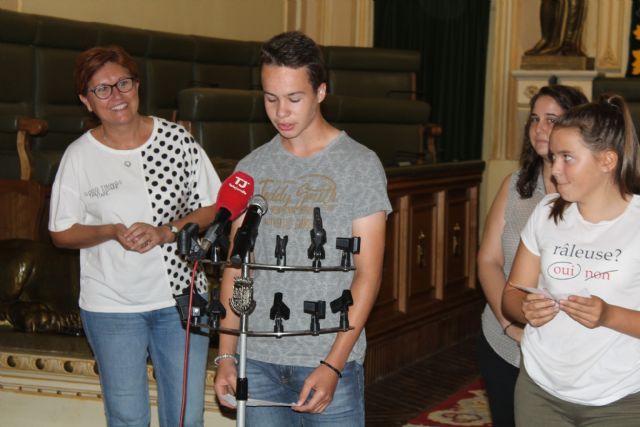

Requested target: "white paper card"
[
  {"left": 222, "top": 394, "right": 297, "bottom": 408},
  {"left": 512, "top": 284, "right": 590, "bottom": 301}
]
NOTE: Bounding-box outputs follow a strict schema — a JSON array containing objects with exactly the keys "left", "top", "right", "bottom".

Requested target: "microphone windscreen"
[
  {"left": 216, "top": 171, "right": 254, "bottom": 220},
  {"left": 248, "top": 194, "right": 268, "bottom": 216}
]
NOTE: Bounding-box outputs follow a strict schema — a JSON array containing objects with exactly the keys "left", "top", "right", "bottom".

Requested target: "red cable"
[{"left": 179, "top": 260, "right": 199, "bottom": 427}]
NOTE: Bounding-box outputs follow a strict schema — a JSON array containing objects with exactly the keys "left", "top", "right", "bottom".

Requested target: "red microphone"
[{"left": 200, "top": 171, "right": 254, "bottom": 252}]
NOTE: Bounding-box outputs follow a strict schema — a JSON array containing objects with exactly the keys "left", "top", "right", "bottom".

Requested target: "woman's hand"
[
  {"left": 214, "top": 360, "right": 238, "bottom": 409},
  {"left": 522, "top": 293, "right": 559, "bottom": 327},
  {"left": 293, "top": 365, "right": 339, "bottom": 413},
  {"left": 112, "top": 223, "right": 133, "bottom": 250},
  {"left": 121, "top": 222, "right": 173, "bottom": 253},
  {"left": 560, "top": 295, "right": 608, "bottom": 329}
]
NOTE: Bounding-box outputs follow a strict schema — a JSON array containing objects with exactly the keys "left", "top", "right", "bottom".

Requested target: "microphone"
[
  {"left": 230, "top": 195, "right": 268, "bottom": 265},
  {"left": 200, "top": 171, "right": 254, "bottom": 253}
]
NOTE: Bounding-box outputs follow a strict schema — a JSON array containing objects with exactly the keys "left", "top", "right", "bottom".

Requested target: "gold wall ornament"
[
  {"left": 524, "top": 85, "right": 540, "bottom": 100},
  {"left": 597, "top": 46, "right": 617, "bottom": 68},
  {"left": 631, "top": 50, "right": 640, "bottom": 76}
]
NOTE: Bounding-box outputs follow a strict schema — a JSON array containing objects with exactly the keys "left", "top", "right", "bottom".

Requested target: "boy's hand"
[{"left": 293, "top": 365, "right": 339, "bottom": 413}]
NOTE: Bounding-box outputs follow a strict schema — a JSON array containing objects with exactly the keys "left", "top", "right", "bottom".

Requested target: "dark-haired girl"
[
  {"left": 477, "top": 85, "right": 587, "bottom": 426},
  {"left": 503, "top": 94, "right": 640, "bottom": 426}
]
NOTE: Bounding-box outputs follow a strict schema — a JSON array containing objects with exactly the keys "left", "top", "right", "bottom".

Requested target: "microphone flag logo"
[{"left": 230, "top": 172, "right": 252, "bottom": 195}]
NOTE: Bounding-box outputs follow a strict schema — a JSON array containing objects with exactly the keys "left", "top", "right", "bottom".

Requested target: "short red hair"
[{"left": 74, "top": 45, "right": 139, "bottom": 96}]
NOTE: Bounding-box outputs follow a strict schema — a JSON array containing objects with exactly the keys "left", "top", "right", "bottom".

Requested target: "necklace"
[{"left": 101, "top": 118, "right": 148, "bottom": 149}]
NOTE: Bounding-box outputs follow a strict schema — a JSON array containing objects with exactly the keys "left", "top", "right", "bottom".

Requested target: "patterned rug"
[{"left": 404, "top": 379, "right": 492, "bottom": 427}]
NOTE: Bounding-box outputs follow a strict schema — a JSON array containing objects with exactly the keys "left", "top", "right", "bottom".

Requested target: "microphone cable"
[{"left": 179, "top": 260, "right": 199, "bottom": 427}]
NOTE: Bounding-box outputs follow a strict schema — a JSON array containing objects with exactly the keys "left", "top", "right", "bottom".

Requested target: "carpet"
[{"left": 403, "top": 379, "right": 492, "bottom": 427}]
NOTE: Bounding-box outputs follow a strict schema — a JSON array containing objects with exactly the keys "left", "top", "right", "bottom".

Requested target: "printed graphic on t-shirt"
[
  {"left": 548, "top": 243, "right": 620, "bottom": 283},
  {"left": 257, "top": 174, "right": 337, "bottom": 231},
  {"left": 84, "top": 179, "right": 123, "bottom": 199}
]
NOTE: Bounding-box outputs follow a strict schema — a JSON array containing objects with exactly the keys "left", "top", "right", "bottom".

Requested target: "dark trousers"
[{"left": 477, "top": 331, "right": 520, "bottom": 427}]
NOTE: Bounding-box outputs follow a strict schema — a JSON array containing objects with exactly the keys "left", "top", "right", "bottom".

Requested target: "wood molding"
[
  {"left": 467, "top": 185, "right": 478, "bottom": 290},
  {"left": 397, "top": 195, "right": 409, "bottom": 313},
  {"left": 292, "top": 0, "right": 373, "bottom": 47},
  {"left": 0, "top": 348, "right": 222, "bottom": 412},
  {"left": 595, "top": 0, "right": 631, "bottom": 75},
  {"left": 483, "top": 0, "right": 515, "bottom": 162},
  {"left": 354, "top": 0, "right": 373, "bottom": 47},
  {"left": 435, "top": 190, "right": 446, "bottom": 300}
]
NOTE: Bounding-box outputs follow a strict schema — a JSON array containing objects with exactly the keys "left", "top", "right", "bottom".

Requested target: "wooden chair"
[
  {"left": 0, "top": 117, "right": 49, "bottom": 240},
  {"left": 15, "top": 117, "right": 48, "bottom": 180}
]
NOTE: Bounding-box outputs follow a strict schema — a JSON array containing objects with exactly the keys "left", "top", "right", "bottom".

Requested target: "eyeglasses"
[{"left": 89, "top": 77, "right": 137, "bottom": 100}]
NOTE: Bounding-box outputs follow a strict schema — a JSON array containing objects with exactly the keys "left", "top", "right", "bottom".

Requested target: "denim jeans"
[
  {"left": 244, "top": 358, "right": 365, "bottom": 427},
  {"left": 81, "top": 306, "right": 209, "bottom": 427}
]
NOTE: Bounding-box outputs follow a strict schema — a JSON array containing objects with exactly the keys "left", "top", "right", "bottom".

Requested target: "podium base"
[{"left": 521, "top": 55, "right": 595, "bottom": 70}]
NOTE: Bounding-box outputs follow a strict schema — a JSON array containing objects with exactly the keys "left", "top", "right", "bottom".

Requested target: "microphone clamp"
[
  {"left": 303, "top": 300, "right": 326, "bottom": 336},
  {"left": 336, "top": 237, "right": 361, "bottom": 268},
  {"left": 269, "top": 292, "right": 290, "bottom": 336},
  {"left": 177, "top": 222, "right": 228, "bottom": 262},
  {"left": 275, "top": 235, "right": 288, "bottom": 268},
  {"left": 307, "top": 207, "right": 327, "bottom": 269},
  {"left": 174, "top": 286, "right": 208, "bottom": 328},
  {"left": 207, "top": 288, "right": 226, "bottom": 330},
  {"left": 330, "top": 289, "right": 354, "bottom": 330}
]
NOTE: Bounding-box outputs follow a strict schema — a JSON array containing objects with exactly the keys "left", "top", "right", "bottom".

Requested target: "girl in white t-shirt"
[{"left": 502, "top": 94, "right": 640, "bottom": 426}]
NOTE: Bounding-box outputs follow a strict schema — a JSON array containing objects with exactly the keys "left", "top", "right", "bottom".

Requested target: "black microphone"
[{"left": 230, "top": 195, "right": 268, "bottom": 265}]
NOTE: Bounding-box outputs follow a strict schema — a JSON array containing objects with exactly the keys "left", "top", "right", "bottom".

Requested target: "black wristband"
[{"left": 319, "top": 360, "right": 342, "bottom": 378}]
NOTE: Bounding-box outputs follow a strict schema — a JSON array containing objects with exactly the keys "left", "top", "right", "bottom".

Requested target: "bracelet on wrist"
[
  {"left": 319, "top": 360, "right": 342, "bottom": 378},
  {"left": 214, "top": 353, "right": 237, "bottom": 367},
  {"left": 503, "top": 322, "right": 515, "bottom": 335}
]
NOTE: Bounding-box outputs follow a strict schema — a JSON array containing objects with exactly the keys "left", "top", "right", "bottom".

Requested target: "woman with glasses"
[
  {"left": 48, "top": 45, "right": 221, "bottom": 427},
  {"left": 477, "top": 85, "right": 587, "bottom": 426}
]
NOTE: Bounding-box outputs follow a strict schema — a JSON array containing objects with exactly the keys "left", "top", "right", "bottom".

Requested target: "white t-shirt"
[
  {"left": 520, "top": 193, "right": 640, "bottom": 405},
  {"left": 49, "top": 117, "right": 221, "bottom": 313}
]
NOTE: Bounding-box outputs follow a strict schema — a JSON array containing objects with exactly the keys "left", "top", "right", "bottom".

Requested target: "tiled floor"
[{"left": 365, "top": 334, "right": 480, "bottom": 427}]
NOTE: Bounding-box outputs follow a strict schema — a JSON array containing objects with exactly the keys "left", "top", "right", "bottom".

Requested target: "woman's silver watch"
[{"left": 163, "top": 223, "right": 179, "bottom": 242}]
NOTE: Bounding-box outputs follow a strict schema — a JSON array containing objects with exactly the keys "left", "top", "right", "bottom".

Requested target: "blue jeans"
[
  {"left": 244, "top": 358, "right": 365, "bottom": 427},
  {"left": 81, "top": 306, "right": 209, "bottom": 427}
]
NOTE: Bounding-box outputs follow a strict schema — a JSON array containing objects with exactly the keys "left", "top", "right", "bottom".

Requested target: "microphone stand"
[
  {"left": 179, "top": 205, "right": 360, "bottom": 427},
  {"left": 230, "top": 252, "right": 254, "bottom": 427}
]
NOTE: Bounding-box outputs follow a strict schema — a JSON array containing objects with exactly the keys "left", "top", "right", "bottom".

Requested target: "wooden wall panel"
[
  {"left": 407, "top": 192, "right": 437, "bottom": 305},
  {"left": 365, "top": 161, "right": 485, "bottom": 384}
]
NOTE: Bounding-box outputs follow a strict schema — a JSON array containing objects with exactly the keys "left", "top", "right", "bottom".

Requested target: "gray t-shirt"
[
  {"left": 481, "top": 170, "right": 545, "bottom": 366},
  {"left": 234, "top": 131, "right": 392, "bottom": 367}
]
